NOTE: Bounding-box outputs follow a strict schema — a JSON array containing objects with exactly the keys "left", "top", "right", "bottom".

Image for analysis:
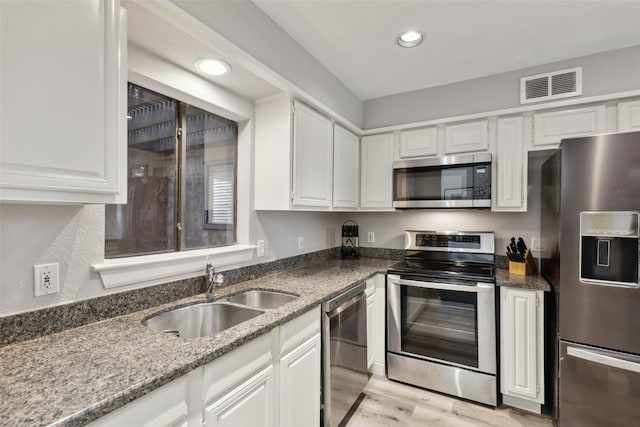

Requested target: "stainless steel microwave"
[{"left": 392, "top": 153, "right": 491, "bottom": 209}]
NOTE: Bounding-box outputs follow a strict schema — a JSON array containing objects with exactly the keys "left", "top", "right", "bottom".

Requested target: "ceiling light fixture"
[
  {"left": 195, "top": 58, "right": 231, "bottom": 76},
  {"left": 397, "top": 30, "right": 424, "bottom": 48}
]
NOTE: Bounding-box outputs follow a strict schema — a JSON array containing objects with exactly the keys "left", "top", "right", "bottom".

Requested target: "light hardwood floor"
[{"left": 345, "top": 376, "right": 554, "bottom": 427}]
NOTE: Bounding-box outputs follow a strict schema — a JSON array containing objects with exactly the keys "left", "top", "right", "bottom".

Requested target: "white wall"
[{"left": 363, "top": 44, "right": 640, "bottom": 129}]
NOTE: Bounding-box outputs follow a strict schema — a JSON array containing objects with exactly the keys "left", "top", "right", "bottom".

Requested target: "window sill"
[{"left": 92, "top": 245, "right": 256, "bottom": 289}]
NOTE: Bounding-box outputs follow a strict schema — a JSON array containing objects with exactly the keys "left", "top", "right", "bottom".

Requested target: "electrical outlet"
[
  {"left": 298, "top": 236, "right": 304, "bottom": 250},
  {"left": 34, "top": 263, "right": 59, "bottom": 296},
  {"left": 367, "top": 232, "right": 375, "bottom": 243},
  {"left": 531, "top": 237, "right": 546, "bottom": 252},
  {"left": 257, "top": 240, "right": 265, "bottom": 257}
]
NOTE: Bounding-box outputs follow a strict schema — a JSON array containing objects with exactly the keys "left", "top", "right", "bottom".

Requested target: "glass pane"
[
  {"left": 400, "top": 286, "right": 479, "bottom": 368},
  {"left": 105, "top": 84, "right": 177, "bottom": 257},
  {"left": 184, "top": 105, "right": 237, "bottom": 249}
]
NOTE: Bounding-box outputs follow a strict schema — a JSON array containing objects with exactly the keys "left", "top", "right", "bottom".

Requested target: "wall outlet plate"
[
  {"left": 367, "top": 232, "right": 375, "bottom": 243},
  {"left": 257, "top": 240, "right": 265, "bottom": 257},
  {"left": 531, "top": 237, "right": 546, "bottom": 252},
  {"left": 34, "top": 263, "right": 59, "bottom": 296},
  {"left": 298, "top": 236, "right": 304, "bottom": 250}
]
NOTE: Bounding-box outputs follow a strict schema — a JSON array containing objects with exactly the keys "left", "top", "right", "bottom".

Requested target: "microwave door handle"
[
  {"left": 388, "top": 277, "right": 493, "bottom": 293},
  {"left": 567, "top": 346, "right": 640, "bottom": 374}
]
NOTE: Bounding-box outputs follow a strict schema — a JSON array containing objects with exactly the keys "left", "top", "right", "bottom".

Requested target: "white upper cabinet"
[
  {"left": 617, "top": 99, "right": 640, "bottom": 132},
  {"left": 399, "top": 127, "right": 438, "bottom": 158},
  {"left": 0, "top": 0, "right": 127, "bottom": 204},
  {"left": 532, "top": 105, "right": 604, "bottom": 147},
  {"left": 255, "top": 95, "right": 351, "bottom": 211},
  {"left": 292, "top": 101, "right": 333, "bottom": 208},
  {"left": 360, "top": 133, "right": 394, "bottom": 210},
  {"left": 494, "top": 116, "right": 525, "bottom": 211},
  {"left": 444, "top": 120, "right": 489, "bottom": 154},
  {"left": 333, "top": 124, "right": 359, "bottom": 209}
]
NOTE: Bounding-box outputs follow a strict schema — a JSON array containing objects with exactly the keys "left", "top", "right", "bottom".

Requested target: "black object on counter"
[
  {"left": 507, "top": 236, "right": 528, "bottom": 262},
  {"left": 341, "top": 220, "right": 360, "bottom": 259}
]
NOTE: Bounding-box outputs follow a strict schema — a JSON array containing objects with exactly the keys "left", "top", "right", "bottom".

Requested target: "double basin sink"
[{"left": 143, "top": 290, "right": 298, "bottom": 339}]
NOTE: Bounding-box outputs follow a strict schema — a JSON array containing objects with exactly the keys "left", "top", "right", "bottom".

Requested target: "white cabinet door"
[
  {"left": 279, "top": 306, "right": 321, "bottom": 427},
  {"left": 532, "top": 105, "right": 604, "bottom": 147},
  {"left": 365, "top": 274, "right": 386, "bottom": 376},
  {"left": 333, "top": 124, "right": 359, "bottom": 209},
  {"left": 366, "top": 290, "right": 375, "bottom": 370},
  {"left": 279, "top": 333, "right": 321, "bottom": 427},
  {"left": 444, "top": 120, "right": 488, "bottom": 154},
  {"left": 203, "top": 332, "right": 275, "bottom": 427},
  {"left": 360, "top": 133, "right": 394, "bottom": 209},
  {"left": 205, "top": 366, "right": 275, "bottom": 427},
  {"left": 0, "top": 0, "right": 126, "bottom": 204},
  {"left": 399, "top": 127, "right": 438, "bottom": 158},
  {"left": 618, "top": 99, "right": 640, "bottom": 132},
  {"left": 500, "top": 287, "right": 544, "bottom": 411},
  {"left": 494, "top": 116, "right": 525, "bottom": 211},
  {"left": 254, "top": 94, "right": 293, "bottom": 210},
  {"left": 292, "top": 101, "right": 333, "bottom": 208}
]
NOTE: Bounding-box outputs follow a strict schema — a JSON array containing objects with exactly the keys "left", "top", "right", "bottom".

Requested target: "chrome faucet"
[{"left": 205, "top": 263, "right": 224, "bottom": 301}]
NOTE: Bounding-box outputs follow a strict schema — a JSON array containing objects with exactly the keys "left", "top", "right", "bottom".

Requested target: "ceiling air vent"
[{"left": 520, "top": 67, "right": 582, "bottom": 104}]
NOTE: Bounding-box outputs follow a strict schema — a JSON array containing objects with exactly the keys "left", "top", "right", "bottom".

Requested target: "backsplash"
[{"left": 0, "top": 247, "right": 400, "bottom": 347}]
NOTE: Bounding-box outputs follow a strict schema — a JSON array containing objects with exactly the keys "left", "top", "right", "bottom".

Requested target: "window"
[{"left": 105, "top": 84, "right": 237, "bottom": 258}]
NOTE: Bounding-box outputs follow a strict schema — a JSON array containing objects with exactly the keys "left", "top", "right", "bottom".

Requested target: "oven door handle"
[{"left": 388, "top": 277, "right": 493, "bottom": 293}]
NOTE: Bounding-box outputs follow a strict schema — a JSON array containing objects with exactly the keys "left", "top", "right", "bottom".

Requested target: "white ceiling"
[
  {"left": 254, "top": 0, "right": 640, "bottom": 100},
  {"left": 126, "top": 1, "right": 280, "bottom": 100}
]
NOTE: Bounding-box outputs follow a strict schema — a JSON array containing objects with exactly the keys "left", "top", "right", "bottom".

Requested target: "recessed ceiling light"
[
  {"left": 195, "top": 58, "right": 231, "bottom": 76},
  {"left": 397, "top": 30, "right": 424, "bottom": 48}
]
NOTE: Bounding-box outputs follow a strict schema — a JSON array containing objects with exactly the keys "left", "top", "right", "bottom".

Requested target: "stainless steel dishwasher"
[{"left": 322, "top": 282, "right": 368, "bottom": 427}]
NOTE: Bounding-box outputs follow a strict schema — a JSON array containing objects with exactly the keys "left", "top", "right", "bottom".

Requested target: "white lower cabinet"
[
  {"left": 366, "top": 287, "right": 375, "bottom": 370},
  {"left": 203, "top": 332, "right": 277, "bottom": 427},
  {"left": 91, "top": 306, "right": 321, "bottom": 426},
  {"left": 500, "top": 287, "right": 545, "bottom": 414},
  {"left": 278, "top": 307, "right": 321, "bottom": 427},
  {"left": 366, "top": 274, "right": 386, "bottom": 376},
  {"left": 88, "top": 368, "right": 202, "bottom": 427},
  {"left": 205, "top": 365, "right": 275, "bottom": 427}
]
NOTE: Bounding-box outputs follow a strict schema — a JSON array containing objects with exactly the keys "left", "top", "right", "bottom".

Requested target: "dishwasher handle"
[
  {"left": 323, "top": 282, "right": 366, "bottom": 312},
  {"left": 325, "top": 291, "right": 365, "bottom": 320}
]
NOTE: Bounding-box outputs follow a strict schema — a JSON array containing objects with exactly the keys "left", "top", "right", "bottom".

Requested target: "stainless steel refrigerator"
[{"left": 541, "top": 131, "right": 640, "bottom": 426}]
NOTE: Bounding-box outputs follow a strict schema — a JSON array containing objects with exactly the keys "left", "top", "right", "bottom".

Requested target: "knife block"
[{"left": 509, "top": 250, "right": 537, "bottom": 276}]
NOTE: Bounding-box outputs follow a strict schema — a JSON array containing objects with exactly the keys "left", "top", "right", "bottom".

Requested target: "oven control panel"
[
  {"left": 416, "top": 233, "right": 480, "bottom": 249},
  {"left": 405, "top": 231, "right": 495, "bottom": 253}
]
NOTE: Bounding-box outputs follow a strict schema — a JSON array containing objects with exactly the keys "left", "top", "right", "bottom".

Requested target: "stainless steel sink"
[
  {"left": 143, "top": 302, "right": 264, "bottom": 339},
  {"left": 222, "top": 290, "right": 298, "bottom": 310}
]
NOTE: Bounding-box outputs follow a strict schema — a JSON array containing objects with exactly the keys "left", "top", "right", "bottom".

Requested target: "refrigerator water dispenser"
[{"left": 580, "top": 211, "right": 639, "bottom": 287}]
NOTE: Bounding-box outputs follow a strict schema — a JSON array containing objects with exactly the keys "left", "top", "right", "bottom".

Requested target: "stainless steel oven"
[{"left": 387, "top": 230, "right": 497, "bottom": 406}]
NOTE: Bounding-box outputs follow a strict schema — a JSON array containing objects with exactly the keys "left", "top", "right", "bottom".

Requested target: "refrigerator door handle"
[{"left": 567, "top": 346, "right": 640, "bottom": 374}]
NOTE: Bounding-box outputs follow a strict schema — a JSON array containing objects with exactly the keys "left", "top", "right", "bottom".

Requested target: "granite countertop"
[
  {"left": 0, "top": 257, "right": 394, "bottom": 427},
  {"left": 496, "top": 268, "right": 552, "bottom": 292}
]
